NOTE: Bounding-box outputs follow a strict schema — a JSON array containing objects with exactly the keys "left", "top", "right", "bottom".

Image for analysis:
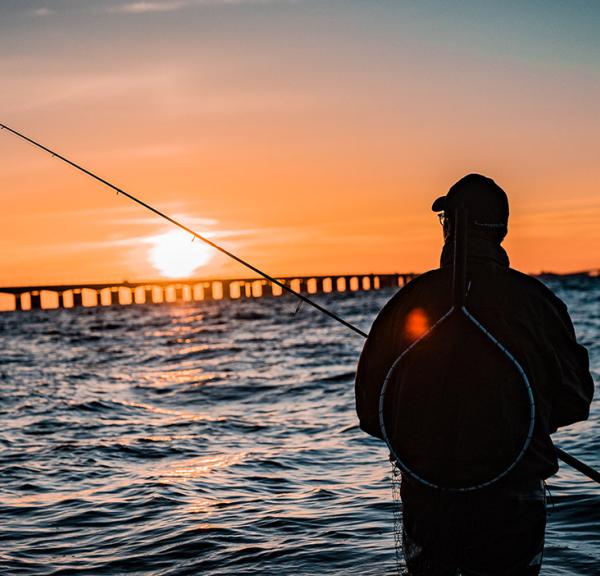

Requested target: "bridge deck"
[{"left": 0, "top": 273, "right": 416, "bottom": 312}]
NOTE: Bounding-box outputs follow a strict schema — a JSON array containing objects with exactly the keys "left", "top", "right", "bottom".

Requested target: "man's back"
[{"left": 356, "top": 235, "right": 593, "bottom": 482}]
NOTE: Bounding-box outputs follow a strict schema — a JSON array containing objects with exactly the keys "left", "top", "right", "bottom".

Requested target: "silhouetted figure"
[{"left": 355, "top": 174, "right": 593, "bottom": 575}]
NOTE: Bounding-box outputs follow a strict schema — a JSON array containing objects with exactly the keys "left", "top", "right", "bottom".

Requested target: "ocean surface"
[{"left": 1, "top": 277, "right": 598, "bottom": 575}]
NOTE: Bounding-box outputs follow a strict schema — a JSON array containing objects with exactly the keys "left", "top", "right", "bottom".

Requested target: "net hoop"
[{"left": 378, "top": 305, "right": 536, "bottom": 492}]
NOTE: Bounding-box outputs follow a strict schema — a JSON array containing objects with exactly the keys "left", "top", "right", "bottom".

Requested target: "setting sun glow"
[{"left": 149, "top": 230, "right": 213, "bottom": 278}]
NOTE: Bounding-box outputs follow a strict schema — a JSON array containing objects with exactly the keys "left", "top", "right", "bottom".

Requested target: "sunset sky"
[{"left": 1, "top": 0, "right": 599, "bottom": 289}]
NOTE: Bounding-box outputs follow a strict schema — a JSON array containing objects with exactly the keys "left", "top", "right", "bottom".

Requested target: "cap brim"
[{"left": 431, "top": 196, "right": 446, "bottom": 212}]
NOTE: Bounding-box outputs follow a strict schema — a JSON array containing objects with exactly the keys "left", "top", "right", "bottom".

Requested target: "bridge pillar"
[
  {"left": 233, "top": 282, "right": 241, "bottom": 298},
  {"left": 204, "top": 282, "right": 213, "bottom": 301},
  {"left": 145, "top": 288, "right": 154, "bottom": 304},
  {"left": 110, "top": 289, "right": 120, "bottom": 306},
  {"left": 221, "top": 281, "right": 233, "bottom": 299},
  {"left": 239, "top": 282, "right": 250, "bottom": 298},
  {"left": 72, "top": 290, "right": 83, "bottom": 307},
  {"left": 174, "top": 286, "right": 184, "bottom": 302},
  {"left": 30, "top": 292, "right": 42, "bottom": 310}
]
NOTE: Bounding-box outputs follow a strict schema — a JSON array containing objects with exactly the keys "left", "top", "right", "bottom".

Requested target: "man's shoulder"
[
  {"left": 403, "top": 265, "right": 568, "bottom": 316},
  {"left": 504, "top": 267, "right": 567, "bottom": 311},
  {"left": 381, "top": 265, "right": 566, "bottom": 312},
  {"left": 386, "top": 268, "right": 448, "bottom": 301},
  {"left": 374, "top": 268, "right": 450, "bottom": 318},
  {"left": 405, "top": 267, "right": 451, "bottom": 289}
]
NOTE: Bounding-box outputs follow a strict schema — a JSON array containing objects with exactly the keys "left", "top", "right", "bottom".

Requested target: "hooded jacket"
[{"left": 355, "top": 235, "right": 594, "bottom": 481}]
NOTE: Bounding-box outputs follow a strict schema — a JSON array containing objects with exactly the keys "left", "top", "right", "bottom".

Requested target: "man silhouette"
[{"left": 355, "top": 174, "right": 593, "bottom": 575}]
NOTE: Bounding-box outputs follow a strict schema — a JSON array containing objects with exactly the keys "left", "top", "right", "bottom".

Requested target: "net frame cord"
[
  {"left": 0, "top": 122, "right": 597, "bottom": 485},
  {"left": 378, "top": 304, "right": 537, "bottom": 492}
]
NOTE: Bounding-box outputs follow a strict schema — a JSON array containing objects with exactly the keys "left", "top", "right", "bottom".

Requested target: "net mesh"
[{"left": 390, "top": 455, "right": 405, "bottom": 575}]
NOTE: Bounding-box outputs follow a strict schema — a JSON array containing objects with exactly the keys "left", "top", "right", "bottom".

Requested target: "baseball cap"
[{"left": 432, "top": 174, "right": 509, "bottom": 229}]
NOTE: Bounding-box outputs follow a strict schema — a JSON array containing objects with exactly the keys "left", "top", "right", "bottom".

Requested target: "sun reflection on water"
[{"left": 158, "top": 453, "right": 246, "bottom": 481}]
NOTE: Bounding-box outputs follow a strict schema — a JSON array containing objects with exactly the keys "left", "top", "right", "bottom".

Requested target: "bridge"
[{"left": 0, "top": 273, "right": 417, "bottom": 312}]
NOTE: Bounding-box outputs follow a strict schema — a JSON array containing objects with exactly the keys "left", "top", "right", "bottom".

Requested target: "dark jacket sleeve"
[
  {"left": 355, "top": 319, "right": 390, "bottom": 440},
  {"left": 546, "top": 295, "right": 594, "bottom": 432},
  {"left": 355, "top": 283, "right": 417, "bottom": 440}
]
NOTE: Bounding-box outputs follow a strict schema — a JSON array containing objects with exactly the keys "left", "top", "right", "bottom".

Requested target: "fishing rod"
[
  {"left": 1, "top": 122, "right": 598, "bottom": 486},
  {"left": 0, "top": 122, "right": 367, "bottom": 339}
]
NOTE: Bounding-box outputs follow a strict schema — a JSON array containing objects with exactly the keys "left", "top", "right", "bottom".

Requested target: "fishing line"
[
  {"left": 0, "top": 122, "right": 367, "bottom": 338},
  {"left": 1, "top": 122, "right": 598, "bottom": 486}
]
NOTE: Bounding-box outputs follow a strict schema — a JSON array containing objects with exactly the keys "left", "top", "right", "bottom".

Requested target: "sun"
[{"left": 149, "top": 230, "right": 213, "bottom": 278}]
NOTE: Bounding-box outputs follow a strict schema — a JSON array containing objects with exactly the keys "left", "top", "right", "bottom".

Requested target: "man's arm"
[
  {"left": 355, "top": 326, "right": 390, "bottom": 440},
  {"left": 547, "top": 296, "right": 594, "bottom": 432}
]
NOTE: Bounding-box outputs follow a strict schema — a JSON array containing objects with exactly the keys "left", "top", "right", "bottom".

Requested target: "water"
[{"left": 0, "top": 278, "right": 598, "bottom": 575}]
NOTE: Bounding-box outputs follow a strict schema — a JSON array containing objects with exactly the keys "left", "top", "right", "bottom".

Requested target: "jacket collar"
[{"left": 440, "top": 235, "right": 510, "bottom": 268}]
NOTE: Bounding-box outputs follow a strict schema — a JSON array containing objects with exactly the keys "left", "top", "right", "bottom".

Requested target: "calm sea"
[{"left": 1, "top": 277, "right": 598, "bottom": 575}]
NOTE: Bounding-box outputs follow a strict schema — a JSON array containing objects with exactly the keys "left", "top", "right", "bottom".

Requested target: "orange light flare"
[{"left": 405, "top": 307, "right": 430, "bottom": 340}]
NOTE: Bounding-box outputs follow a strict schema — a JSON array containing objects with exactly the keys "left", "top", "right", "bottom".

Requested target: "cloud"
[
  {"left": 32, "top": 7, "right": 54, "bottom": 16},
  {"left": 113, "top": 213, "right": 219, "bottom": 229},
  {"left": 110, "top": 1, "right": 188, "bottom": 13},
  {"left": 108, "top": 0, "right": 299, "bottom": 14}
]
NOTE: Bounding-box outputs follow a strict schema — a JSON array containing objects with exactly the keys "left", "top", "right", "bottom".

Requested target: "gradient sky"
[{"left": 1, "top": 0, "right": 599, "bottom": 288}]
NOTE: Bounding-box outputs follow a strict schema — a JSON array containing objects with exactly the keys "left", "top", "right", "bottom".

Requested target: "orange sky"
[{"left": 1, "top": 1, "right": 599, "bottom": 289}]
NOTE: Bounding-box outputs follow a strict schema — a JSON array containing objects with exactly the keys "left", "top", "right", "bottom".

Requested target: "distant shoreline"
[{"left": 537, "top": 270, "right": 600, "bottom": 278}]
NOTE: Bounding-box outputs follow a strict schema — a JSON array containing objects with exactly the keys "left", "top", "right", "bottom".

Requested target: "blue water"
[{"left": 0, "top": 278, "right": 598, "bottom": 575}]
